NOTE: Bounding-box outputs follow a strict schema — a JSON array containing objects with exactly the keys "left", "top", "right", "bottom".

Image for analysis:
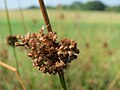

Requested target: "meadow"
[{"left": 0, "top": 9, "right": 120, "bottom": 90}]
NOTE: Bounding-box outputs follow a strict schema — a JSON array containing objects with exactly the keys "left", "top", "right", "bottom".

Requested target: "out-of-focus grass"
[{"left": 0, "top": 9, "right": 120, "bottom": 90}]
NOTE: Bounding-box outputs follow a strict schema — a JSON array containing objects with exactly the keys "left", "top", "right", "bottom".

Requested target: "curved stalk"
[{"left": 4, "top": 0, "right": 20, "bottom": 74}]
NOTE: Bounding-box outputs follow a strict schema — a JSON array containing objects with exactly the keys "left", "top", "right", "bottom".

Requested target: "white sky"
[{"left": 0, "top": 0, "right": 120, "bottom": 10}]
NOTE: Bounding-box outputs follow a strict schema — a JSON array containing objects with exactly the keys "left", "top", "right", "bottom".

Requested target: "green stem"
[
  {"left": 4, "top": 0, "right": 12, "bottom": 35},
  {"left": 13, "top": 47, "right": 20, "bottom": 74},
  {"left": 4, "top": 0, "right": 20, "bottom": 74},
  {"left": 58, "top": 70, "right": 67, "bottom": 90}
]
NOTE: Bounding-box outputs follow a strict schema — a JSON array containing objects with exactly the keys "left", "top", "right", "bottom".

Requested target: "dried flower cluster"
[
  {"left": 15, "top": 28, "right": 79, "bottom": 75},
  {"left": 7, "top": 35, "right": 18, "bottom": 47}
]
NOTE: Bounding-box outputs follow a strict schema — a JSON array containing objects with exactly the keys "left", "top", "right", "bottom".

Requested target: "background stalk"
[
  {"left": 38, "top": 0, "right": 67, "bottom": 89},
  {"left": 4, "top": 0, "right": 20, "bottom": 75}
]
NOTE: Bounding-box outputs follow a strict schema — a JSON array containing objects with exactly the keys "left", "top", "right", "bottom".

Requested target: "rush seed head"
[
  {"left": 15, "top": 27, "right": 80, "bottom": 75},
  {"left": 7, "top": 35, "right": 18, "bottom": 47}
]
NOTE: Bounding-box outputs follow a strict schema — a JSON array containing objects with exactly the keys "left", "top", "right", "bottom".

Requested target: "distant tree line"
[
  {"left": 27, "top": 1, "right": 120, "bottom": 12},
  {"left": 55, "top": 1, "right": 120, "bottom": 12}
]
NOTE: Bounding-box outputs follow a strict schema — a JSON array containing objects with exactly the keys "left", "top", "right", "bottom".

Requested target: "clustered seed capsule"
[
  {"left": 15, "top": 28, "right": 79, "bottom": 75},
  {"left": 7, "top": 35, "right": 18, "bottom": 47}
]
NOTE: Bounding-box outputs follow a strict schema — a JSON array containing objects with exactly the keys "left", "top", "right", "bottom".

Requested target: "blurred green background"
[{"left": 0, "top": 0, "right": 120, "bottom": 90}]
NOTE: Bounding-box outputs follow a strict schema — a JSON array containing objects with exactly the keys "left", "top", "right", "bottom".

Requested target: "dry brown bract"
[
  {"left": 7, "top": 35, "right": 18, "bottom": 47},
  {"left": 15, "top": 28, "right": 79, "bottom": 75}
]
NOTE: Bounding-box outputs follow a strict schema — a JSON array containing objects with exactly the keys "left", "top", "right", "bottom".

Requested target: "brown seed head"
[
  {"left": 7, "top": 35, "right": 18, "bottom": 47},
  {"left": 15, "top": 28, "right": 80, "bottom": 75}
]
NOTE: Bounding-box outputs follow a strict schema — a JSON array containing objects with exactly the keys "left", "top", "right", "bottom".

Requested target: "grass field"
[{"left": 0, "top": 9, "right": 120, "bottom": 90}]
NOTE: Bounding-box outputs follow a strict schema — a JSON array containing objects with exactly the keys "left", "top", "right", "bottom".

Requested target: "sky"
[{"left": 0, "top": 0, "right": 120, "bottom": 10}]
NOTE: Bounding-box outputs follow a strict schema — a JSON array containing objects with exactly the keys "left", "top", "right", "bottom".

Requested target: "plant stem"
[
  {"left": 4, "top": 0, "right": 12, "bottom": 35},
  {"left": 0, "top": 61, "right": 26, "bottom": 90},
  {"left": 58, "top": 70, "right": 67, "bottom": 90},
  {"left": 38, "top": 0, "right": 52, "bottom": 32},
  {"left": 38, "top": 0, "right": 67, "bottom": 89},
  {"left": 108, "top": 71, "right": 120, "bottom": 90},
  {"left": 4, "top": 0, "right": 20, "bottom": 75},
  {"left": 13, "top": 47, "right": 20, "bottom": 74}
]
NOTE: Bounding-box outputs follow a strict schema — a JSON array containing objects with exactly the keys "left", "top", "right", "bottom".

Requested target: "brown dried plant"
[
  {"left": 0, "top": 61, "right": 26, "bottom": 90},
  {"left": 7, "top": 35, "right": 18, "bottom": 47},
  {"left": 15, "top": 28, "right": 79, "bottom": 75}
]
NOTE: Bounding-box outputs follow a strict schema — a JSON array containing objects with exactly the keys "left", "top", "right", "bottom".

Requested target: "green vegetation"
[
  {"left": 83, "top": 1, "right": 106, "bottom": 11},
  {"left": 106, "top": 6, "right": 120, "bottom": 12},
  {"left": 0, "top": 9, "right": 120, "bottom": 90},
  {"left": 47, "top": 1, "right": 120, "bottom": 12},
  {"left": 65, "top": 1, "right": 106, "bottom": 11}
]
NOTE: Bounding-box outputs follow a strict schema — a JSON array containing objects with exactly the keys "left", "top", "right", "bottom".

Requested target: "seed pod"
[
  {"left": 53, "top": 35, "right": 58, "bottom": 41},
  {"left": 57, "top": 51, "right": 63, "bottom": 56},
  {"left": 26, "top": 32, "right": 31, "bottom": 39},
  {"left": 7, "top": 35, "right": 18, "bottom": 47},
  {"left": 16, "top": 34, "right": 21, "bottom": 39},
  {"left": 27, "top": 52, "right": 32, "bottom": 57},
  {"left": 68, "top": 51, "right": 73, "bottom": 56},
  {"left": 15, "top": 42, "right": 20, "bottom": 46},
  {"left": 73, "top": 55, "right": 77, "bottom": 59},
  {"left": 31, "top": 42, "right": 36, "bottom": 47},
  {"left": 58, "top": 45, "right": 64, "bottom": 50},
  {"left": 40, "top": 37, "right": 43, "bottom": 41},
  {"left": 74, "top": 48, "right": 80, "bottom": 54},
  {"left": 38, "top": 57, "right": 42, "bottom": 62},
  {"left": 32, "top": 33, "right": 37, "bottom": 38},
  {"left": 69, "top": 45, "right": 74, "bottom": 49},
  {"left": 55, "top": 61, "right": 60, "bottom": 67},
  {"left": 60, "top": 60, "right": 65, "bottom": 67}
]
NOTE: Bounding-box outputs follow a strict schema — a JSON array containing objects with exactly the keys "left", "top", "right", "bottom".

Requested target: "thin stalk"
[
  {"left": 4, "top": 0, "right": 12, "bottom": 35},
  {"left": 0, "top": 35, "right": 4, "bottom": 60},
  {"left": 38, "top": 0, "right": 52, "bottom": 32},
  {"left": 38, "top": 0, "right": 67, "bottom": 89},
  {"left": 108, "top": 71, "right": 120, "bottom": 90},
  {"left": 13, "top": 47, "right": 19, "bottom": 74},
  {"left": 4, "top": 0, "right": 20, "bottom": 74},
  {"left": 17, "top": 0, "right": 27, "bottom": 33},
  {"left": 0, "top": 61, "right": 26, "bottom": 90},
  {"left": 58, "top": 71, "right": 67, "bottom": 90}
]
